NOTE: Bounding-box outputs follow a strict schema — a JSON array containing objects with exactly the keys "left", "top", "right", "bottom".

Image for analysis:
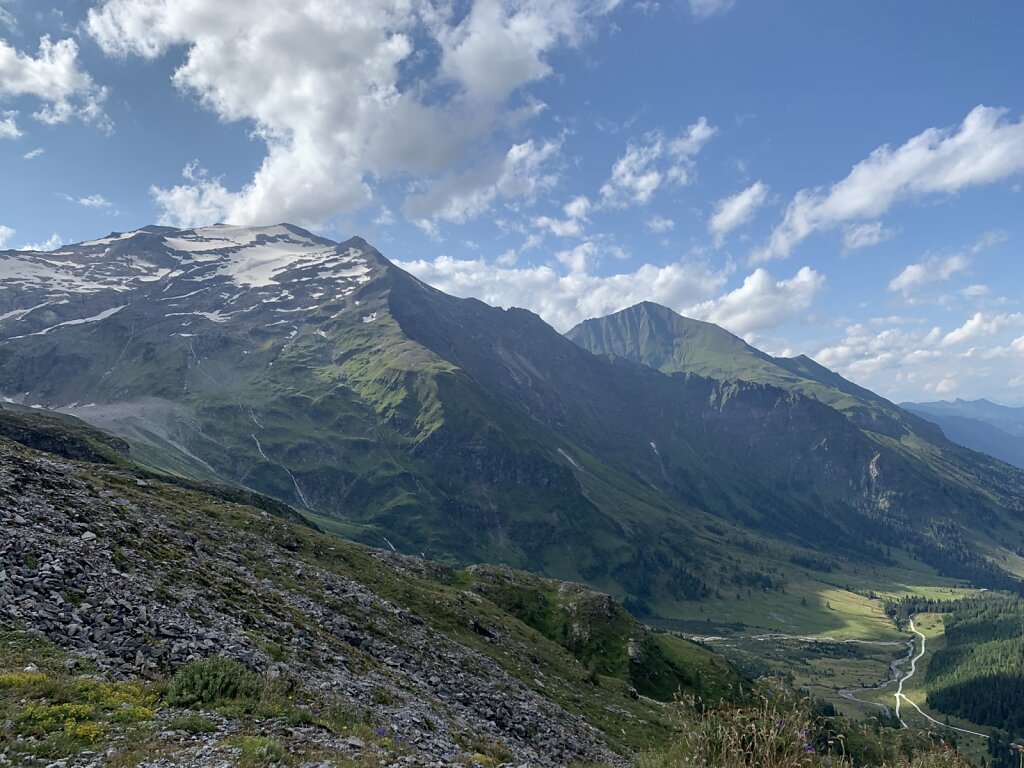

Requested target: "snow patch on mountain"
[
  {"left": 10, "top": 305, "right": 126, "bottom": 338},
  {"left": 0, "top": 224, "right": 386, "bottom": 342}
]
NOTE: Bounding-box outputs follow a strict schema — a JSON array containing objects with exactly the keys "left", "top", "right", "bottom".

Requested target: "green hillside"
[{"left": 2, "top": 232, "right": 1024, "bottom": 635}]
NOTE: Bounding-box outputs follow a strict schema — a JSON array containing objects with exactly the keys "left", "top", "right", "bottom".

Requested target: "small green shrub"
[
  {"left": 167, "top": 657, "right": 262, "bottom": 707},
  {"left": 237, "top": 735, "right": 286, "bottom": 767},
  {"left": 165, "top": 713, "right": 218, "bottom": 734}
]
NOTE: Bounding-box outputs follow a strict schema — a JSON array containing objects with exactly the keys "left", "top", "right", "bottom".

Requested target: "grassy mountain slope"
[
  {"left": 0, "top": 409, "right": 746, "bottom": 765},
  {"left": 2, "top": 231, "right": 1024, "bottom": 631},
  {"left": 0, "top": 412, "right": 972, "bottom": 768},
  {"left": 566, "top": 301, "right": 940, "bottom": 439}
]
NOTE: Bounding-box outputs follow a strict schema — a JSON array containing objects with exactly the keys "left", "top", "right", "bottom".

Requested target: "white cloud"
[
  {"left": 528, "top": 193, "right": 591, "bottom": 238},
  {"left": 404, "top": 137, "right": 561, "bottom": 224},
  {"left": 961, "top": 284, "right": 989, "bottom": 299},
  {"left": 688, "top": 0, "right": 735, "bottom": 18},
  {"left": 942, "top": 312, "right": 1024, "bottom": 347},
  {"left": 888, "top": 253, "right": 969, "bottom": 297},
  {"left": 23, "top": 147, "right": 44, "bottom": 160},
  {"left": 0, "top": 110, "right": 21, "bottom": 139},
  {"left": 19, "top": 233, "right": 63, "bottom": 252},
  {"left": 667, "top": 116, "right": 717, "bottom": 185},
  {"left": 755, "top": 105, "right": 1024, "bottom": 262},
  {"left": 815, "top": 312, "right": 1024, "bottom": 401},
  {"left": 413, "top": 218, "right": 443, "bottom": 242},
  {"left": 708, "top": 180, "right": 768, "bottom": 246},
  {"left": 599, "top": 134, "right": 664, "bottom": 206},
  {"left": 396, "top": 249, "right": 727, "bottom": 331},
  {"left": 60, "top": 193, "right": 113, "bottom": 209},
  {"left": 599, "top": 117, "right": 715, "bottom": 207},
  {"left": 0, "top": 36, "right": 108, "bottom": 128},
  {"left": 686, "top": 266, "right": 824, "bottom": 336},
  {"left": 0, "top": 6, "right": 18, "bottom": 34},
  {"left": 842, "top": 221, "right": 894, "bottom": 253},
  {"left": 150, "top": 164, "right": 238, "bottom": 229},
  {"left": 970, "top": 228, "right": 1009, "bottom": 253},
  {"left": 563, "top": 195, "right": 591, "bottom": 220},
  {"left": 645, "top": 214, "right": 674, "bottom": 233},
  {"left": 0, "top": 225, "right": 14, "bottom": 248},
  {"left": 533, "top": 215, "right": 585, "bottom": 238},
  {"left": 88, "top": 0, "right": 617, "bottom": 228},
  {"left": 435, "top": 0, "right": 600, "bottom": 105},
  {"left": 888, "top": 231, "right": 1005, "bottom": 297}
]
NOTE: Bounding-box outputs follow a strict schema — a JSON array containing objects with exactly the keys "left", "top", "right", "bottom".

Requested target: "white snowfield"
[
  {"left": 0, "top": 224, "right": 378, "bottom": 339},
  {"left": 8, "top": 305, "right": 127, "bottom": 338}
]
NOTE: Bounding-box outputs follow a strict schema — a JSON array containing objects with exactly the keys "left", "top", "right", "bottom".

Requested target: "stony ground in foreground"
[{"left": 0, "top": 434, "right": 640, "bottom": 767}]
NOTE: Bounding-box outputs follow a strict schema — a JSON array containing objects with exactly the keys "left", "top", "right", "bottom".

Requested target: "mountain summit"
[{"left": 2, "top": 228, "right": 1024, "bottom": 627}]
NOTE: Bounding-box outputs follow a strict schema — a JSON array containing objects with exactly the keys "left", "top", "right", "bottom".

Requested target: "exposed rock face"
[{"left": 0, "top": 437, "right": 621, "bottom": 767}]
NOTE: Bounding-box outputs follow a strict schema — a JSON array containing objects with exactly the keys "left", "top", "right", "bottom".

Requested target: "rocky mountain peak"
[{"left": 0, "top": 224, "right": 385, "bottom": 342}]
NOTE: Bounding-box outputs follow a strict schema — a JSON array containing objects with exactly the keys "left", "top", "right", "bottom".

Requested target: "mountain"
[
  {"left": 566, "top": 301, "right": 939, "bottom": 439},
  {"left": 0, "top": 410, "right": 964, "bottom": 768},
  {"left": 3, "top": 227, "right": 1024, "bottom": 629},
  {"left": 903, "top": 399, "right": 1024, "bottom": 469},
  {"left": 0, "top": 408, "right": 742, "bottom": 765}
]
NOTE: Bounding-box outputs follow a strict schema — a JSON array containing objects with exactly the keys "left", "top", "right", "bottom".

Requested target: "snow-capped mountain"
[
  {"left": 0, "top": 224, "right": 380, "bottom": 340},
  {"left": 3, "top": 224, "right": 1024, "bottom": 617}
]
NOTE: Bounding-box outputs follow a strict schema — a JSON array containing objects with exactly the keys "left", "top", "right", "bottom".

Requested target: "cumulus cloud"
[
  {"left": 404, "top": 137, "right": 561, "bottom": 224},
  {"left": 754, "top": 105, "right": 1024, "bottom": 262},
  {"left": 435, "top": 0, "right": 599, "bottom": 105},
  {"left": 888, "top": 231, "right": 1005, "bottom": 298},
  {"left": 842, "top": 221, "right": 894, "bottom": 253},
  {"left": 19, "top": 233, "right": 63, "bottom": 252},
  {"left": 816, "top": 324, "right": 943, "bottom": 383},
  {"left": 533, "top": 215, "right": 585, "bottom": 237},
  {"left": 0, "top": 36, "right": 108, "bottom": 128},
  {"left": 23, "top": 147, "right": 43, "bottom": 160},
  {"left": 645, "top": 214, "right": 674, "bottom": 233},
  {"left": 599, "top": 135, "right": 664, "bottom": 206},
  {"left": 563, "top": 195, "right": 591, "bottom": 220},
  {"left": 688, "top": 0, "right": 735, "bottom": 18},
  {"left": 88, "top": 0, "right": 618, "bottom": 228},
  {"left": 815, "top": 310, "right": 1024, "bottom": 401},
  {"left": 529, "top": 192, "right": 592, "bottom": 238},
  {"left": 599, "top": 117, "right": 716, "bottom": 207},
  {"left": 0, "top": 225, "right": 13, "bottom": 249},
  {"left": 686, "top": 266, "right": 824, "bottom": 336},
  {"left": 942, "top": 312, "right": 1024, "bottom": 347},
  {"left": 708, "top": 180, "right": 768, "bottom": 246},
  {"left": 888, "top": 254, "right": 969, "bottom": 297},
  {"left": 396, "top": 249, "right": 727, "bottom": 331},
  {"left": 0, "top": 110, "right": 20, "bottom": 139}
]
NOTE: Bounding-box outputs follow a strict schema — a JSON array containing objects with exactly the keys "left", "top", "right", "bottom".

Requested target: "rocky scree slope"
[{"left": 0, "top": 419, "right": 731, "bottom": 766}]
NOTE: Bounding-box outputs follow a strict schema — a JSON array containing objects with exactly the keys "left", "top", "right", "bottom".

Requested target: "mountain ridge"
[
  {"left": 3, "top": 225, "right": 1024, "bottom": 628},
  {"left": 903, "top": 398, "right": 1024, "bottom": 469}
]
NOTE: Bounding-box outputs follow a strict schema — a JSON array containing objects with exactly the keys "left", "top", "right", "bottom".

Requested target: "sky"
[{"left": 1, "top": 0, "right": 1023, "bottom": 404}]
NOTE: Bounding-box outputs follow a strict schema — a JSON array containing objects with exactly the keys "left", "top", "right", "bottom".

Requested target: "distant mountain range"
[
  {"left": 2, "top": 225, "right": 1023, "bottom": 626},
  {"left": 902, "top": 398, "right": 1024, "bottom": 469}
]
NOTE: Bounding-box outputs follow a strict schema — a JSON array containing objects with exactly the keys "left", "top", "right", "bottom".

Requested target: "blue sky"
[{"left": 2, "top": 0, "right": 1024, "bottom": 403}]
